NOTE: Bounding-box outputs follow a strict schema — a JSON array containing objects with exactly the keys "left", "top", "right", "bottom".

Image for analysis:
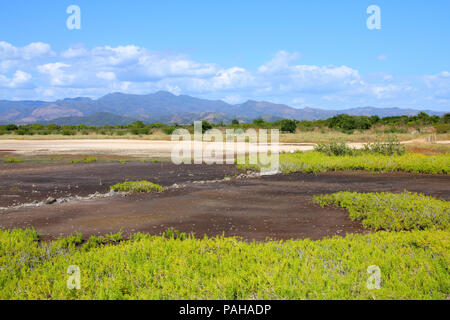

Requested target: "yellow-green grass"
[
  {"left": 240, "top": 152, "right": 450, "bottom": 174},
  {"left": 314, "top": 191, "right": 450, "bottom": 231},
  {"left": 3, "top": 157, "right": 22, "bottom": 163},
  {"left": 110, "top": 180, "right": 164, "bottom": 193},
  {"left": 0, "top": 228, "right": 448, "bottom": 300}
]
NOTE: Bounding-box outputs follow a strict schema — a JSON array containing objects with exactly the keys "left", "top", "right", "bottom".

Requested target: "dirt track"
[{"left": 0, "top": 162, "right": 448, "bottom": 241}]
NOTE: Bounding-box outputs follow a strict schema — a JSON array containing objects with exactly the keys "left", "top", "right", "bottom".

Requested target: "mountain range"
[{"left": 0, "top": 91, "right": 445, "bottom": 125}]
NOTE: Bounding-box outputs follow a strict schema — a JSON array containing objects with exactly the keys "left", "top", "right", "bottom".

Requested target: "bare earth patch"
[{"left": 0, "top": 161, "right": 448, "bottom": 241}]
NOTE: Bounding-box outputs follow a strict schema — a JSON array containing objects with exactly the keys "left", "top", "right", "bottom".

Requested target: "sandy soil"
[
  {"left": 0, "top": 139, "right": 316, "bottom": 157},
  {"left": 2, "top": 139, "right": 448, "bottom": 158}
]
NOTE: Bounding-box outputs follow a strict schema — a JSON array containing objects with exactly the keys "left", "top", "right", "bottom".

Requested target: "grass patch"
[
  {"left": 240, "top": 152, "right": 450, "bottom": 174},
  {"left": 71, "top": 157, "right": 98, "bottom": 164},
  {"left": 4, "top": 157, "right": 22, "bottom": 163},
  {"left": 314, "top": 191, "right": 450, "bottom": 231},
  {"left": 110, "top": 180, "right": 164, "bottom": 193},
  {"left": 0, "top": 228, "right": 448, "bottom": 299}
]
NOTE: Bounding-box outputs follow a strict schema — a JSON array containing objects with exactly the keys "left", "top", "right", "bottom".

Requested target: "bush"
[
  {"left": 162, "top": 126, "right": 177, "bottom": 135},
  {"left": 110, "top": 180, "right": 164, "bottom": 193},
  {"left": 201, "top": 121, "right": 213, "bottom": 133},
  {"left": 314, "top": 142, "right": 355, "bottom": 156},
  {"left": 435, "top": 123, "right": 450, "bottom": 134},
  {"left": 280, "top": 119, "right": 297, "bottom": 133},
  {"left": 363, "top": 135, "right": 405, "bottom": 156},
  {"left": 314, "top": 191, "right": 450, "bottom": 231}
]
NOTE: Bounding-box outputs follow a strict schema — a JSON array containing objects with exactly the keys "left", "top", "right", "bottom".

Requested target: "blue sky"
[{"left": 0, "top": 0, "right": 449, "bottom": 111}]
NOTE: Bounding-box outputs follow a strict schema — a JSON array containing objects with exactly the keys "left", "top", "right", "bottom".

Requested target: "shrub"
[
  {"left": 314, "top": 142, "right": 355, "bottom": 156},
  {"left": 435, "top": 123, "right": 450, "bottom": 134},
  {"left": 201, "top": 121, "right": 213, "bottom": 133},
  {"left": 110, "top": 180, "right": 164, "bottom": 193},
  {"left": 363, "top": 135, "right": 405, "bottom": 156},
  {"left": 280, "top": 119, "right": 297, "bottom": 133},
  {"left": 162, "top": 126, "right": 177, "bottom": 135},
  {"left": 62, "top": 130, "right": 76, "bottom": 136}
]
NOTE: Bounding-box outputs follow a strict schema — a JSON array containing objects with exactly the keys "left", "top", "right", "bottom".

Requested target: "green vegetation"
[
  {"left": 110, "top": 180, "right": 164, "bottom": 193},
  {"left": 314, "top": 136, "right": 405, "bottom": 156},
  {"left": 1, "top": 112, "right": 448, "bottom": 138},
  {"left": 279, "top": 119, "right": 297, "bottom": 133},
  {"left": 314, "top": 141, "right": 356, "bottom": 156},
  {"left": 0, "top": 228, "right": 448, "bottom": 299},
  {"left": 240, "top": 152, "right": 450, "bottom": 174},
  {"left": 70, "top": 157, "right": 98, "bottom": 164},
  {"left": 314, "top": 191, "right": 450, "bottom": 231},
  {"left": 4, "top": 157, "right": 22, "bottom": 163}
]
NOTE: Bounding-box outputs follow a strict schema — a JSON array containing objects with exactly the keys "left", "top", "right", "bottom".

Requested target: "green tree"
[{"left": 280, "top": 119, "right": 297, "bottom": 133}]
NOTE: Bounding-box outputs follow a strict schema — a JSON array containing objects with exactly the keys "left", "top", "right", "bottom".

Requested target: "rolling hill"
[{"left": 0, "top": 91, "right": 445, "bottom": 125}]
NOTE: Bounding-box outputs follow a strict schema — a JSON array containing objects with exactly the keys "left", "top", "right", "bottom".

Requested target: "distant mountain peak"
[{"left": 153, "top": 90, "right": 177, "bottom": 97}]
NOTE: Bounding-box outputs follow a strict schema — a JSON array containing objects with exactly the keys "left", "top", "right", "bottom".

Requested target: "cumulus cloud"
[
  {"left": 0, "top": 41, "right": 448, "bottom": 111},
  {"left": 0, "top": 70, "right": 32, "bottom": 88},
  {"left": 37, "top": 62, "right": 74, "bottom": 86},
  {"left": 0, "top": 41, "right": 53, "bottom": 60}
]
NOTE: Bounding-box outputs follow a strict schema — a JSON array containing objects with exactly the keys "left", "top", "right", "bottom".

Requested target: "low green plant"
[
  {"left": 4, "top": 157, "right": 22, "bottom": 163},
  {"left": 314, "top": 191, "right": 450, "bottom": 231},
  {"left": 110, "top": 180, "right": 164, "bottom": 193},
  {"left": 239, "top": 152, "right": 450, "bottom": 174},
  {"left": 83, "top": 157, "right": 98, "bottom": 163},
  {"left": 163, "top": 228, "right": 187, "bottom": 240},
  {"left": 0, "top": 228, "right": 448, "bottom": 299},
  {"left": 71, "top": 157, "right": 98, "bottom": 164},
  {"left": 105, "top": 231, "right": 123, "bottom": 243}
]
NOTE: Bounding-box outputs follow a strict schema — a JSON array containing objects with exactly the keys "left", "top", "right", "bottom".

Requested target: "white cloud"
[
  {"left": 0, "top": 41, "right": 53, "bottom": 60},
  {"left": 258, "top": 51, "right": 301, "bottom": 73},
  {"left": 96, "top": 71, "right": 116, "bottom": 81},
  {"left": 37, "top": 62, "right": 74, "bottom": 86},
  {"left": 0, "top": 43, "right": 448, "bottom": 111},
  {"left": 0, "top": 70, "right": 32, "bottom": 88},
  {"left": 61, "top": 47, "right": 89, "bottom": 59},
  {"left": 10, "top": 70, "right": 32, "bottom": 88}
]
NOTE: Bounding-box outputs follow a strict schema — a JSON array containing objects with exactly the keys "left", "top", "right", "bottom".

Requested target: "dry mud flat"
[{"left": 1, "top": 162, "right": 449, "bottom": 241}]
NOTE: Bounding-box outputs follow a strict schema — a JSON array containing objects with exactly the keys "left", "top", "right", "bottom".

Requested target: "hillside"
[{"left": 0, "top": 91, "right": 445, "bottom": 124}]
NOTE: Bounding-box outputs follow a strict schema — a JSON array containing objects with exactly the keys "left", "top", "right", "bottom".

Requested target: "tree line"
[{"left": 0, "top": 112, "right": 448, "bottom": 136}]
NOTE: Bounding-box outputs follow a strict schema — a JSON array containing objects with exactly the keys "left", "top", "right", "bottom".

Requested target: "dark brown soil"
[
  {"left": 0, "top": 162, "right": 242, "bottom": 207},
  {"left": 0, "top": 162, "right": 449, "bottom": 241}
]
